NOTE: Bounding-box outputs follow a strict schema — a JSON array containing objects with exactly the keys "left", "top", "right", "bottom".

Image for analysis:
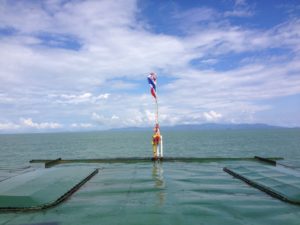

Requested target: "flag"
[{"left": 147, "top": 72, "right": 157, "bottom": 99}]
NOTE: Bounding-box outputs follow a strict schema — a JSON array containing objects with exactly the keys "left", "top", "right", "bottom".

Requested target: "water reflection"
[{"left": 152, "top": 161, "right": 165, "bottom": 205}]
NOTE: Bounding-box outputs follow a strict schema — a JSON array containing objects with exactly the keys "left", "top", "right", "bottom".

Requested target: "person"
[{"left": 152, "top": 123, "right": 161, "bottom": 159}]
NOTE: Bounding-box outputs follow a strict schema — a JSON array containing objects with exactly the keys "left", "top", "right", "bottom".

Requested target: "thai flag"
[{"left": 147, "top": 72, "right": 157, "bottom": 99}]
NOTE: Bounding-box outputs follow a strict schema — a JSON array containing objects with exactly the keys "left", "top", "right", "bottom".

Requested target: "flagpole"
[
  {"left": 148, "top": 72, "right": 163, "bottom": 160},
  {"left": 155, "top": 74, "right": 159, "bottom": 125},
  {"left": 155, "top": 96, "right": 158, "bottom": 125},
  {"left": 155, "top": 83, "right": 161, "bottom": 159}
]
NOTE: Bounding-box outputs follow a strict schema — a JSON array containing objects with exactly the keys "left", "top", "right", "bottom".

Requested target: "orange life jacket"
[{"left": 152, "top": 133, "right": 161, "bottom": 145}]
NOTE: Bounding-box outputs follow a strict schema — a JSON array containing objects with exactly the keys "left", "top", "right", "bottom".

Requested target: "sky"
[{"left": 0, "top": 0, "right": 300, "bottom": 133}]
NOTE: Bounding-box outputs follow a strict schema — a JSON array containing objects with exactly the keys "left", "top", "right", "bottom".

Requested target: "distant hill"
[
  {"left": 110, "top": 123, "right": 287, "bottom": 131},
  {"left": 163, "top": 123, "right": 282, "bottom": 130}
]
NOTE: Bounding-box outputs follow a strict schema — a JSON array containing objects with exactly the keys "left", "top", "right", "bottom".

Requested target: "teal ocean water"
[
  {"left": 1, "top": 129, "right": 300, "bottom": 225},
  {"left": 0, "top": 129, "right": 300, "bottom": 166}
]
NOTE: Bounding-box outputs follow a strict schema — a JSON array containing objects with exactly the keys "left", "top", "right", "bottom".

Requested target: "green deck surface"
[
  {"left": 0, "top": 167, "right": 97, "bottom": 209},
  {"left": 1, "top": 161, "right": 300, "bottom": 225},
  {"left": 224, "top": 165, "right": 300, "bottom": 204}
]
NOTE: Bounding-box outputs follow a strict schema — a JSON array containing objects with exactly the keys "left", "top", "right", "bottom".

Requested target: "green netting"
[
  {"left": 0, "top": 167, "right": 98, "bottom": 210},
  {"left": 224, "top": 165, "right": 300, "bottom": 204},
  {"left": 29, "top": 157, "right": 283, "bottom": 168},
  {"left": 1, "top": 162, "right": 300, "bottom": 225}
]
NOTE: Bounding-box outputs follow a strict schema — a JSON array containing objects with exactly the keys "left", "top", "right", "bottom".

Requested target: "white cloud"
[
  {"left": 111, "top": 115, "right": 119, "bottom": 120},
  {"left": 49, "top": 92, "right": 110, "bottom": 104},
  {"left": 107, "top": 80, "right": 138, "bottom": 90},
  {"left": 61, "top": 92, "right": 91, "bottom": 100},
  {"left": 92, "top": 113, "right": 119, "bottom": 127},
  {"left": 174, "top": 7, "right": 220, "bottom": 23},
  {"left": 203, "top": 111, "right": 223, "bottom": 122},
  {"left": 0, "top": 94, "right": 14, "bottom": 103},
  {"left": 71, "top": 123, "right": 93, "bottom": 128},
  {"left": 224, "top": 9, "right": 253, "bottom": 18},
  {"left": 95, "top": 93, "right": 110, "bottom": 100},
  {"left": 20, "top": 118, "right": 62, "bottom": 129},
  {"left": 0, "top": 122, "right": 20, "bottom": 130},
  {"left": 235, "top": 0, "right": 247, "bottom": 6},
  {"left": 92, "top": 107, "right": 156, "bottom": 128}
]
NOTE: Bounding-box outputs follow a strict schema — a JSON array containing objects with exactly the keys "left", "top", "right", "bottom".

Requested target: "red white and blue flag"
[{"left": 147, "top": 72, "right": 157, "bottom": 99}]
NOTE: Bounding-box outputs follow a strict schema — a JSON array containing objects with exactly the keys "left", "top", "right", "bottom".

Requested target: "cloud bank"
[{"left": 0, "top": 0, "right": 300, "bottom": 132}]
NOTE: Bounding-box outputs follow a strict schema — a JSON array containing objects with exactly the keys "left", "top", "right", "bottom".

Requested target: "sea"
[
  {"left": 0, "top": 129, "right": 300, "bottom": 225},
  {"left": 0, "top": 128, "right": 299, "bottom": 167}
]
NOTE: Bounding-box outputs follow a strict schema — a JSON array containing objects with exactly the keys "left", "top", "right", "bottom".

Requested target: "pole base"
[{"left": 151, "top": 157, "right": 164, "bottom": 161}]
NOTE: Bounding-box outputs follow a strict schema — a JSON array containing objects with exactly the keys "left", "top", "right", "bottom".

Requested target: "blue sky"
[{"left": 0, "top": 0, "right": 300, "bottom": 133}]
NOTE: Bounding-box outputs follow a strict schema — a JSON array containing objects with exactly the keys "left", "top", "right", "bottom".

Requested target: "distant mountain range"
[
  {"left": 163, "top": 123, "right": 282, "bottom": 130},
  {"left": 111, "top": 123, "right": 296, "bottom": 131}
]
